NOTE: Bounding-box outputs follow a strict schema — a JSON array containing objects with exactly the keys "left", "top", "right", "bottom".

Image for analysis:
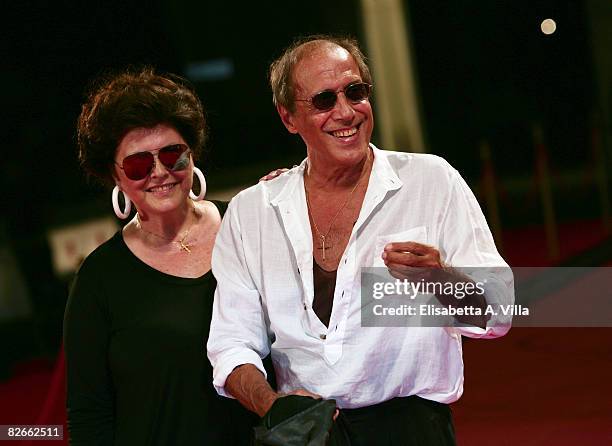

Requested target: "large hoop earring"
[
  {"left": 189, "top": 166, "right": 207, "bottom": 201},
  {"left": 112, "top": 186, "right": 132, "bottom": 219}
]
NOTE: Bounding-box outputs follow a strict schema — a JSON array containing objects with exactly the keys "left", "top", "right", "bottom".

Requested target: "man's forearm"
[{"left": 225, "top": 363, "right": 279, "bottom": 417}]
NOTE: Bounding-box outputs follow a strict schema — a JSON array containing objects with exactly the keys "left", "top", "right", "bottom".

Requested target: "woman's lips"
[{"left": 146, "top": 183, "right": 177, "bottom": 193}]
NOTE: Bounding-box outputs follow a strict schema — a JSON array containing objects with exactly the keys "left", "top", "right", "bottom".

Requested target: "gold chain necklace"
[
  {"left": 304, "top": 153, "right": 370, "bottom": 261},
  {"left": 136, "top": 213, "right": 196, "bottom": 253}
]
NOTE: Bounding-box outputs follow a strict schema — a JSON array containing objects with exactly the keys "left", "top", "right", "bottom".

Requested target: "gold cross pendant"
[
  {"left": 178, "top": 240, "right": 192, "bottom": 253},
  {"left": 317, "top": 235, "right": 331, "bottom": 260}
]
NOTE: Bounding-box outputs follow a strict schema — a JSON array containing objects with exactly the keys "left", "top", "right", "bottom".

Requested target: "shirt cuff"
[
  {"left": 212, "top": 348, "right": 268, "bottom": 398},
  {"left": 455, "top": 323, "right": 511, "bottom": 339},
  {"left": 454, "top": 267, "right": 513, "bottom": 339}
]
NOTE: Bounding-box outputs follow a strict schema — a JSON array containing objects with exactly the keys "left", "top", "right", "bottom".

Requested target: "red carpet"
[
  {"left": 450, "top": 220, "right": 612, "bottom": 444},
  {"left": 0, "top": 356, "right": 67, "bottom": 445},
  {"left": 453, "top": 328, "right": 612, "bottom": 445}
]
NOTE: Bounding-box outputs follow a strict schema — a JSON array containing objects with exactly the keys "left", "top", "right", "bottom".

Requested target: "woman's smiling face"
[{"left": 113, "top": 123, "right": 193, "bottom": 218}]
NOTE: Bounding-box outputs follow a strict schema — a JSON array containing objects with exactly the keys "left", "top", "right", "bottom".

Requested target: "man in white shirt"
[{"left": 208, "top": 35, "right": 513, "bottom": 445}]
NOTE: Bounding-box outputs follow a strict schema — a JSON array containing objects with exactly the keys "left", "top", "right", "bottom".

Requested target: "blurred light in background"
[
  {"left": 47, "top": 217, "right": 118, "bottom": 276},
  {"left": 185, "top": 58, "right": 234, "bottom": 81},
  {"left": 540, "top": 18, "right": 557, "bottom": 35}
]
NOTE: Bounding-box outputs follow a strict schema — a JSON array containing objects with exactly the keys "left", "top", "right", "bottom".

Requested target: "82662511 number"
[{"left": 0, "top": 425, "right": 63, "bottom": 441}]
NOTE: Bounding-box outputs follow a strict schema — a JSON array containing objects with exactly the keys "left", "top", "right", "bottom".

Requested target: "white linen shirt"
[{"left": 208, "top": 145, "right": 513, "bottom": 408}]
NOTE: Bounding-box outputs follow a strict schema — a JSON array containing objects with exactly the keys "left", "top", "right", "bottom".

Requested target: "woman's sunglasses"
[
  {"left": 296, "top": 82, "right": 372, "bottom": 111},
  {"left": 116, "top": 144, "right": 191, "bottom": 181}
]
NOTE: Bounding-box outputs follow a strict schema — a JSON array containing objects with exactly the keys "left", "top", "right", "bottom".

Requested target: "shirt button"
[
  {"left": 303, "top": 303, "right": 307, "bottom": 310},
  {"left": 320, "top": 334, "right": 326, "bottom": 340}
]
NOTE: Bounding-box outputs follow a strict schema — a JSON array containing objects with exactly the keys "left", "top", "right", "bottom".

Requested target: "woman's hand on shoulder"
[
  {"left": 259, "top": 168, "right": 288, "bottom": 182},
  {"left": 259, "top": 166, "right": 297, "bottom": 182}
]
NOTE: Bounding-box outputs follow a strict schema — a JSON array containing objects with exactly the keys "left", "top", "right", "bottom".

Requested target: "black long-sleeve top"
[{"left": 64, "top": 201, "right": 256, "bottom": 445}]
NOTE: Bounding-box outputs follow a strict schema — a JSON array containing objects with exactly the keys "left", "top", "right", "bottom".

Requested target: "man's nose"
[{"left": 332, "top": 92, "right": 356, "bottom": 121}]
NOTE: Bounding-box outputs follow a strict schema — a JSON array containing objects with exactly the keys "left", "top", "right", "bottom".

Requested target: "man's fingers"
[
  {"left": 383, "top": 250, "right": 434, "bottom": 267},
  {"left": 288, "top": 388, "right": 322, "bottom": 399},
  {"left": 384, "top": 241, "right": 434, "bottom": 256},
  {"left": 383, "top": 241, "right": 442, "bottom": 270}
]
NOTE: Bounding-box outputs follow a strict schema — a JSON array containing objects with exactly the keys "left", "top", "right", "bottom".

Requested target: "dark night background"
[{"left": 1, "top": 0, "right": 606, "bottom": 375}]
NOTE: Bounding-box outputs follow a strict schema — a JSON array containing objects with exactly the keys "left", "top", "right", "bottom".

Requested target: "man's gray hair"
[{"left": 269, "top": 34, "right": 372, "bottom": 113}]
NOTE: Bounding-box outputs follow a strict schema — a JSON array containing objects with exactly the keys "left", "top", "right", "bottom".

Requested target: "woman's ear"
[{"left": 111, "top": 163, "right": 122, "bottom": 187}]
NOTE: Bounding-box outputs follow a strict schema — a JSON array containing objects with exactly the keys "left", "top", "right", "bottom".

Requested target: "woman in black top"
[{"left": 64, "top": 68, "right": 256, "bottom": 445}]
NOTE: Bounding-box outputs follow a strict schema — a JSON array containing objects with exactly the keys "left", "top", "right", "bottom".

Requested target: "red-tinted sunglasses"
[
  {"left": 116, "top": 144, "right": 191, "bottom": 181},
  {"left": 296, "top": 82, "right": 372, "bottom": 111}
]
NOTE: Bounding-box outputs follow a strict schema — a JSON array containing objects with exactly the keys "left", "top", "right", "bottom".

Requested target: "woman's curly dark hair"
[{"left": 77, "top": 67, "right": 206, "bottom": 186}]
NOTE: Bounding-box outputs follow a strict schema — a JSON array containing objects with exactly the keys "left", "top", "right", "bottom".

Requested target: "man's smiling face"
[{"left": 278, "top": 42, "right": 374, "bottom": 169}]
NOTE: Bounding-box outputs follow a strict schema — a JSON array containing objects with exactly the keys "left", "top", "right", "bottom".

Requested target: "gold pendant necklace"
[
  {"left": 136, "top": 214, "right": 195, "bottom": 253},
  {"left": 305, "top": 152, "right": 370, "bottom": 261}
]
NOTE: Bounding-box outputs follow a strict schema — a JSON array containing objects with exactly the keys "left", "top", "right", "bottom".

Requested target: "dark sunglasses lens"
[
  {"left": 311, "top": 91, "right": 338, "bottom": 110},
  {"left": 345, "top": 83, "right": 370, "bottom": 102},
  {"left": 310, "top": 84, "right": 370, "bottom": 110},
  {"left": 123, "top": 152, "right": 154, "bottom": 180},
  {"left": 159, "top": 145, "right": 189, "bottom": 171}
]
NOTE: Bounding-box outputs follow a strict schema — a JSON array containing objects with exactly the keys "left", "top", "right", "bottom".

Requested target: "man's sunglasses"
[
  {"left": 116, "top": 144, "right": 191, "bottom": 181},
  {"left": 296, "top": 82, "right": 372, "bottom": 111}
]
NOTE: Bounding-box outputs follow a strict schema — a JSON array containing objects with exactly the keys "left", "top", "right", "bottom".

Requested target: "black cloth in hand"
[{"left": 253, "top": 395, "right": 337, "bottom": 446}]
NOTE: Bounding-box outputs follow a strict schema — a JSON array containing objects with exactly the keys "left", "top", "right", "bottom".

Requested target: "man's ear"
[{"left": 277, "top": 104, "right": 299, "bottom": 134}]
